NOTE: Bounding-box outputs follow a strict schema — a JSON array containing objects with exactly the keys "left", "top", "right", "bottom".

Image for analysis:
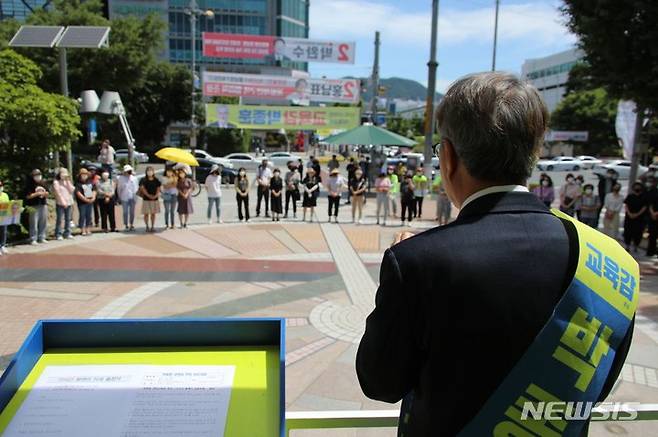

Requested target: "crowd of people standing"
[{"left": 534, "top": 168, "right": 658, "bottom": 255}]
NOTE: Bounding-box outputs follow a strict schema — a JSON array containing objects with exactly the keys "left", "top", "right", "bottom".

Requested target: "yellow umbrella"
[{"left": 155, "top": 147, "right": 199, "bottom": 166}]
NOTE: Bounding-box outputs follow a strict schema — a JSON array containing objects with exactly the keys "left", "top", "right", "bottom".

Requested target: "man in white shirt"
[
  {"left": 326, "top": 168, "right": 345, "bottom": 223},
  {"left": 98, "top": 139, "right": 116, "bottom": 177},
  {"left": 256, "top": 159, "right": 273, "bottom": 217},
  {"left": 116, "top": 165, "right": 138, "bottom": 231},
  {"left": 205, "top": 164, "right": 223, "bottom": 224}
]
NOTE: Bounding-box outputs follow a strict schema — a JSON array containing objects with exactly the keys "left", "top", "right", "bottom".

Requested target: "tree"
[
  {"left": 0, "top": 0, "right": 191, "bottom": 148},
  {"left": 562, "top": 1, "right": 658, "bottom": 112},
  {"left": 0, "top": 49, "right": 80, "bottom": 196},
  {"left": 551, "top": 88, "right": 618, "bottom": 156},
  {"left": 123, "top": 62, "right": 191, "bottom": 148}
]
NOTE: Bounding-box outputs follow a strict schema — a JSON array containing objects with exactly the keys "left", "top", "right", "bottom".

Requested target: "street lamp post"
[{"left": 185, "top": 0, "right": 214, "bottom": 172}]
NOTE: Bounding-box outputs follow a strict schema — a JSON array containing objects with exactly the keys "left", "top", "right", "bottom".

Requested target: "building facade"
[
  {"left": 521, "top": 47, "right": 584, "bottom": 113},
  {"left": 107, "top": 0, "right": 309, "bottom": 72},
  {"left": 0, "top": 0, "right": 51, "bottom": 21}
]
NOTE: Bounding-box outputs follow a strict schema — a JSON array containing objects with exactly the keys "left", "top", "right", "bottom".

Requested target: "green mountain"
[{"left": 356, "top": 77, "right": 443, "bottom": 101}]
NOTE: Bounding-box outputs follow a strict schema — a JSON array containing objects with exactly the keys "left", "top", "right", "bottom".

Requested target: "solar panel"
[
  {"left": 56, "top": 26, "right": 110, "bottom": 49},
  {"left": 8, "top": 26, "right": 65, "bottom": 48}
]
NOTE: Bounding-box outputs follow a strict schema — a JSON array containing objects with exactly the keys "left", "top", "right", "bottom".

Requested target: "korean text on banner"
[
  {"left": 202, "top": 33, "right": 355, "bottom": 64},
  {"left": 205, "top": 104, "right": 360, "bottom": 131},
  {"left": 202, "top": 72, "right": 359, "bottom": 105}
]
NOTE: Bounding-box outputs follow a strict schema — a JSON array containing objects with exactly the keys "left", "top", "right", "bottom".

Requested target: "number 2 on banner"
[
  {"left": 338, "top": 44, "right": 350, "bottom": 62},
  {"left": 344, "top": 82, "right": 354, "bottom": 99}
]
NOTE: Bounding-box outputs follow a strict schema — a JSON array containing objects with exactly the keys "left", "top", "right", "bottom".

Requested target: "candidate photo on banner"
[{"left": 202, "top": 33, "right": 355, "bottom": 64}]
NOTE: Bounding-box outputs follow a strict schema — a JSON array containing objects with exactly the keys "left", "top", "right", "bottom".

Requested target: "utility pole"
[
  {"left": 189, "top": 0, "right": 198, "bottom": 162},
  {"left": 370, "top": 31, "right": 380, "bottom": 125},
  {"left": 492, "top": 0, "right": 500, "bottom": 71},
  {"left": 59, "top": 48, "right": 73, "bottom": 175},
  {"left": 423, "top": 0, "right": 440, "bottom": 180}
]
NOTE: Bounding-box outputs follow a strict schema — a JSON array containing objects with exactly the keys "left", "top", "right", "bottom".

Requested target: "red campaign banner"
[{"left": 203, "top": 33, "right": 274, "bottom": 59}]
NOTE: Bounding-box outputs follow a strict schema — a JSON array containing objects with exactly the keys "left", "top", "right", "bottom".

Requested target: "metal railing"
[{"left": 285, "top": 405, "right": 658, "bottom": 436}]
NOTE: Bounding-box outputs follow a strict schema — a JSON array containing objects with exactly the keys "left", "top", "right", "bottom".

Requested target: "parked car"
[
  {"left": 266, "top": 151, "right": 302, "bottom": 168},
  {"left": 194, "top": 158, "right": 238, "bottom": 185},
  {"left": 115, "top": 148, "right": 149, "bottom": 164},
  {"left": 593, "top": 160, "right": 648, "bottom": 180},
  {"left": 536, "top": 156, "right": 583, "bottom": 171},
  {"left": 186, "top": 149, "right": 234, "bottom": 169},
  {"left": 223, "top": 153, "right": 273, "bottom": 169},
  {"left": 79, "top": 160, "right": 119, "bottom": 178},
  {"left": 575, "top": 155, "right": 602, "bottom": 169}
]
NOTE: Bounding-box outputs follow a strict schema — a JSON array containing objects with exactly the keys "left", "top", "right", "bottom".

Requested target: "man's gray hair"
[{"left": 436, "top": 72, "right": 548, "bottom": 183}]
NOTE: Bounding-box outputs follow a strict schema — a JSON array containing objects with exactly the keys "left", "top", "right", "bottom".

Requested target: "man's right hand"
[{"left": 392, "top": 232, "right": 415, "bottom": 246}]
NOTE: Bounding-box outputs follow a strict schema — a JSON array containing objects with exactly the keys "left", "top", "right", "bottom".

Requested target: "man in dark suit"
[{"left": 356, "top": 72, "right": 633, "bottom": 436}]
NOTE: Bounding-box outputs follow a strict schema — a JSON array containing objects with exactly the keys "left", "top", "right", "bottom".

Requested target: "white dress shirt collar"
[{"left": 460, "top": 185, "right": 529, "bottom": 210}]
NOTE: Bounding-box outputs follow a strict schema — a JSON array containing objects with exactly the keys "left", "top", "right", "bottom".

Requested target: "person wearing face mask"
[
  {"left": 645, "top": 176, "right": 658, "bottom": 256},
  {"left": 284, "top": 161, "right": 300, "bottom": 219},
  {"left": 75, "top": 168, "right": 96, "bottom": 236},
  {"left": 117, "top": 165, "right": 138, "bottom": 231},
  {"left": 412, "top": 167, "right": 428, "bottom": 219},
  {"left": 624, "top": 182, "right": 647, "bottom": 253},
  {"left": 0, "top": 180, "right": 10, "bottom": 255},
  {"left": 374, "top": 171, "right": 391, "bottom": 226},
  {"left": 162, "top": 168, "right": 178, "bottom": 230},
  {"left": 597, "top": 169, "right": 618, "bottom": 225},
  {"left": 270, "top": 168, "right": 283, "bottom": 222},
  {"left": 532, "top": 175, "right": 554, "bottom": 208},
  {"left": 176, "top": 168, "right": 194, "bottom": 229},
  {"left": 24, "top": 169, "right": 49, "bottom": 244},
  {"left": 205, "top": 165, "right": 223, "bottom": 224},
  {"left": 559, "top": 173, "right": 580, "bottom": 217},
  {"left": 256, "top": 159, "right": 272, "bottom": 218},
  {"left": 52, "top": 168, "right": 75, "bottom": 240},
  {"left": 432, "top": 171, "right": 453, "bottom": 225},
  {"left": 96, "top": 170, "right": 117, "bottom": 233},
  {"left": 603, "top": 183, "right": 624, "bottom": 239},
  {"left": 326, "top": 168, "right": 345, "bottom": 223},
  {"left": 235, "top": 167, "right": 250, "bottom": 222},
  {"left": 387, "top": 166, "right": 399, "bottom": 218},
  {"left": 357, "top": 73, "right": 635, "bottom": 437},
  {"left": 302, "top": 167, "right": 320, "bottom": 222},
  {"left": 578, "top": 184, "right": 600, "bottom": 228},
  {"left": 350, "top": 168, "right": 367, "bottom": 223},
  {"left": 139, "top": 166, "right": 161, "bottom": 232},
  {"left": 88, "top": 167, "right": 101, "bottom": 228}
]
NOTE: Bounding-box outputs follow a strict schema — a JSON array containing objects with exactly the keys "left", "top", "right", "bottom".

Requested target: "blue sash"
[{"left": 450, "top": 210, "right": 639, "bottom": 436}]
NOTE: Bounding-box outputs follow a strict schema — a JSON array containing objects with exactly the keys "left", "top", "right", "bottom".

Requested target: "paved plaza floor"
[{"left": 1, "top": 186, "right": 657, "bottom": 436}]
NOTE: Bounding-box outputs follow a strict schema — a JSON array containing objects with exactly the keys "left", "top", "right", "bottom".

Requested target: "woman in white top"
[
  {"left": 603, "top": 183, "right": 624, "bottom": 240},
  {"left": 205, "top": 165, "right": 223, "bottom": 224}
]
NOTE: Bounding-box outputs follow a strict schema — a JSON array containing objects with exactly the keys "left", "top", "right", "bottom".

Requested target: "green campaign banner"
[
  {"left": 205, "top": 104, "right": 360, "bottom": 131},
  {"left": 0, "top": 200, "right": 22, "bottom": 226}
]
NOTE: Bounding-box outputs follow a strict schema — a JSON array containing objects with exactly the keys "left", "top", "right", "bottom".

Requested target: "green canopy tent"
[{"left": 321, "top": 124, "right": 417, "bottom": 146}]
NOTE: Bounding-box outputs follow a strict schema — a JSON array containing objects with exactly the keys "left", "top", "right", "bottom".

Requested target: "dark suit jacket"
[{"left": 356, "top": 191, "right": 633, "bottom": 436}]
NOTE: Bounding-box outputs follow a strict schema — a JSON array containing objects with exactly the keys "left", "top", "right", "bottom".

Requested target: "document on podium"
[{"left": 3, "top": 364, "right": 236, "bottom": 437}]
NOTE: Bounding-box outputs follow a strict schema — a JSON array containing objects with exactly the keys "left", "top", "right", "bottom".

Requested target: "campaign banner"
[
  {"left": 0, "top": 200, "right": 23, "bottom": 226},
  {"left": 202, "top": 33, "right": 355, "bottom": 64},
  {"left": 202, "top": 72, "right": 359, "bottom": 105},
  {"left": 615, "top": 100, "right": 637, "bottom": 160},
  {"left": 206, "top": 104, "right": 360, "bottom": 131}
]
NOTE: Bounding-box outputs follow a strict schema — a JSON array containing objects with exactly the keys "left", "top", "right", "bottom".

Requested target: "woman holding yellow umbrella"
[{"left": 155, "top": 148, "right": 198, "bottom": 229}]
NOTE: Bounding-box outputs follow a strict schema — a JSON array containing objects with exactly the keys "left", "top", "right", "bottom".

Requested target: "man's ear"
[{"left": 442, "top": 139, "right": 459, "bottom": 180}]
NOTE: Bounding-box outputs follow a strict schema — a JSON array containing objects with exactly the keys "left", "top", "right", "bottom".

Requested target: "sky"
[{"left": 307, "top": 0, "right": 578, "bottom": 94}]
